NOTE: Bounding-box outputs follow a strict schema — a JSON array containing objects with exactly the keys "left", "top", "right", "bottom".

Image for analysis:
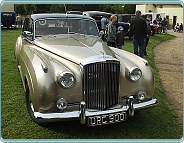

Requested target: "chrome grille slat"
[{"left": 83, "top": 62, "right": 120, "bottom": 110}]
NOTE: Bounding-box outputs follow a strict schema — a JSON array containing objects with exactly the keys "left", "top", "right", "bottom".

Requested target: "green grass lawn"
[{"left": 1, "top": 28, "right": 183, "bottom": 139}]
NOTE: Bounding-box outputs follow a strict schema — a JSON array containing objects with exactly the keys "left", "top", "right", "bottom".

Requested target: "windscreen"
[{"left": 35, "top": 18, "right": 99, "bottom": 37}]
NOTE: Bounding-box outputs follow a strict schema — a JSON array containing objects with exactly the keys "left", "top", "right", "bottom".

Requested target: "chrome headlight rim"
[
  {"left": 128, "top": 67, "right": 142, "bottom": 82},
  {"left": 56, "top": 98, "right": 68, "bottom": 110},
  {"left": 57, "top": 71, "right": 75, "bottom": 88},
  {"left": 137, "top": 90, "right": 146, "bottom": 101}
]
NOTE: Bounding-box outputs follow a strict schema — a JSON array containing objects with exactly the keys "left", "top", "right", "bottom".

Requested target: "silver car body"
[{"left": 15, "top": 14, "right": 158, "bottom": 126}]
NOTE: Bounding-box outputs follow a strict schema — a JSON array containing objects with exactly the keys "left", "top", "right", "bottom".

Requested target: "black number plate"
[{"left": 87, "top": 112, "right": 126, "bottom": 126}]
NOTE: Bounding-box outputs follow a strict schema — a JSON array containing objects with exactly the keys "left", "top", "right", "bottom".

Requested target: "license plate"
[{"left": 87, "top": 112, "right": 126, "bottom": 126}]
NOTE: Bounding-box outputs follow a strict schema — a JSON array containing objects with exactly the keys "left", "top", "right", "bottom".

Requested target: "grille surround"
[{"left": 82, "top": 57, "right": 120, "bottom": 111}]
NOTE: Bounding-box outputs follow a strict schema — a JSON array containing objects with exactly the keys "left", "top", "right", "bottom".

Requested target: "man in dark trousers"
[{"left": 129, "top": 10, "right": 147, "bottom": 58}]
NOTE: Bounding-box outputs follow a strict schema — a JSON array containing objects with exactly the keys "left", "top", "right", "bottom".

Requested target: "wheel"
[
  {"left": 157, "top": 27, "right": 162, "bottom": 34},
  {"left": 25, "top": 84, "right": 48, "bottom": 126}
]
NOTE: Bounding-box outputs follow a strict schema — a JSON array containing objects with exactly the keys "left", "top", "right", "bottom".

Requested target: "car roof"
[
  {"left": 1, "top": 11, "right": 16, "bottom": 14},
  {"left": 83, "top": 11, "right": 113, "bottom": 16},
  {"left": 31, "top": 13, "right": 94, "bottom": 21}
]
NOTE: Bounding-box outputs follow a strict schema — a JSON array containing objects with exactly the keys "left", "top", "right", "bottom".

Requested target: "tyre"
[{"left": 25, "top": 84, "right": 48, "bottom": 126}]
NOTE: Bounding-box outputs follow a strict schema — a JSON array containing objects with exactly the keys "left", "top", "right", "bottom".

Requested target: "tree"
[
  {"left": 24, "top": 4, "right": 51, "bottom": 15},
  {"left": 65, "top": 4, "right": 101, "bottom": 12},
  {"left": 15, "top": 4, "right": 136, "bottom": 15},
  {"left": 110, "top": 4, "right": 125, "bottom": 14},
  {"left": 122, "top": 4, "right": 136, "bottom": 14},
  {"left": 49, "top": 4, "right": 65, "bottom": 13},
  {"left": 15, "top": 4, "right": 26, "bottom": 15},
  {"left": 34, "top": 4, "right": 51, "bottom": 13},
  {"left": 24, "top": 4, "right": 36, "bottom": 15}
]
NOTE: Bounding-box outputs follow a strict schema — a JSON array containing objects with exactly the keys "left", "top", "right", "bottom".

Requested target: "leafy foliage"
[
  {"left": 24, "top": 4, "right": 36, "bottom": 14},
  {"left": 14, "top": 4, "right": 136, "bottom": 15},
  {"left": 49, "top": 4, "right": 65, "bottom": 13},
  {"left": 122, "top": 4, "right": 136, "bottom": 14},
  {"left": 15, "top": 4, "right": 26, "bottom": 15}
]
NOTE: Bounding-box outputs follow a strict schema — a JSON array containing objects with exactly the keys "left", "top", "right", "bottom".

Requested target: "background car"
[
  {"left": 15, "top": 13, "right": 158, "bottom": 126},
  {"left": 1, "top": 11, "right": 16, "bottom": 29},
  {"left": 117, "top": 22, "right": 131, "bottom": 39},
  {"left": 83, "top": 11, "right": 112, "bottom": 31},
  {"left": 83, "top": 11, "right": 132, "bottom": 40},
  {"left": 66, "top": 11, "right": 83, "bottom": 15},
  {"left": 118, "top": 14, "right": 155, "bottom": 38}
]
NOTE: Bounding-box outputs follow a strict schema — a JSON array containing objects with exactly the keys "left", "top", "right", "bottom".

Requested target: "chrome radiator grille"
[{"left": 83, "top": 62, "right": 120, "bottom": 110}]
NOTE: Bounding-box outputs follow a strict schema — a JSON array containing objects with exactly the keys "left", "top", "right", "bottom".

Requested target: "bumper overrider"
[{"left": 33, "top": 97, "right": 158, "bottom": 126}]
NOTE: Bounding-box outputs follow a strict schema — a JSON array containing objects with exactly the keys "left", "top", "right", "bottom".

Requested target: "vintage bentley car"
[{"left": 15, "top": 14, "right": 158, "bottom": 126}]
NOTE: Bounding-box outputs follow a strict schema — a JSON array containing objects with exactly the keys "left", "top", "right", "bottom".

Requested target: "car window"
[
  {"left": 35, "top": 18, "right": 99, "bottom": 37},
  {"left": 92, "top": 15, "right": 103, "bottom": 20},
  {"left": 3, "top": 13, "right": 13, "bottom": 17}
]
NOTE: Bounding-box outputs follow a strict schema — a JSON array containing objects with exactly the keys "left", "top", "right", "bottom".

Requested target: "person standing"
[
  {"left": 16, "top": 14, "right": 22, "bottom": 27},
  {"left": 143, "top": 15, "right": 151, "bottom": 57},
  {"left": 157, "top": 15, "right": 162, "bottom": 32},
  {"left": 116, "top": 26, "right": 124, "bottom": 49},
  {"left": 107, "top": 15, "right": 117, "bottom": 48},
  {"left": 101, "top": 15, "right": 109, "bottom": 41},
  {"left": 165, "top": 17, "right": 169, "bottom": 33},
  {"left": 179, "top": 23, "right": 183, "bottom": 33},
  {"left": 129, "top": 10, "right": 147, "bottom": 58},
  {"left": 162, "top": 17, "right": 167, "bottom": 34},
  {"left": 157, "top": 15, "right": 162, "bottom": 26}
]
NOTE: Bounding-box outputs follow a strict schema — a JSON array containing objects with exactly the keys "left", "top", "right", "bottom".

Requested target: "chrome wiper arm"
[{"left": 68, "top": 32, "right": 85, "bottom": 36}]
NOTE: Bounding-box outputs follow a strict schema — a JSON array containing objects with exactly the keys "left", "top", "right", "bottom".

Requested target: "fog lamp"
[
  {"left": 137, "top": 91, "right": 146, "bottom": 101},
  {"left": 57, "top": 98, "right": 67, "bottom": 110}
]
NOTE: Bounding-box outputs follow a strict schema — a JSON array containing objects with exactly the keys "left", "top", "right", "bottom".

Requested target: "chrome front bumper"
[{"left": 33, "top": 98, "right": 158, "bottom": 124}]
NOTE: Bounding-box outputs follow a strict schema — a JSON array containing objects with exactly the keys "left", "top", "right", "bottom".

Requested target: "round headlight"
[
  {"left": 129, "top": 67, "right": 142, "bottom": 81},
  {"left": 58, "top": 71, "right": 75, "bottom": 88}
]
